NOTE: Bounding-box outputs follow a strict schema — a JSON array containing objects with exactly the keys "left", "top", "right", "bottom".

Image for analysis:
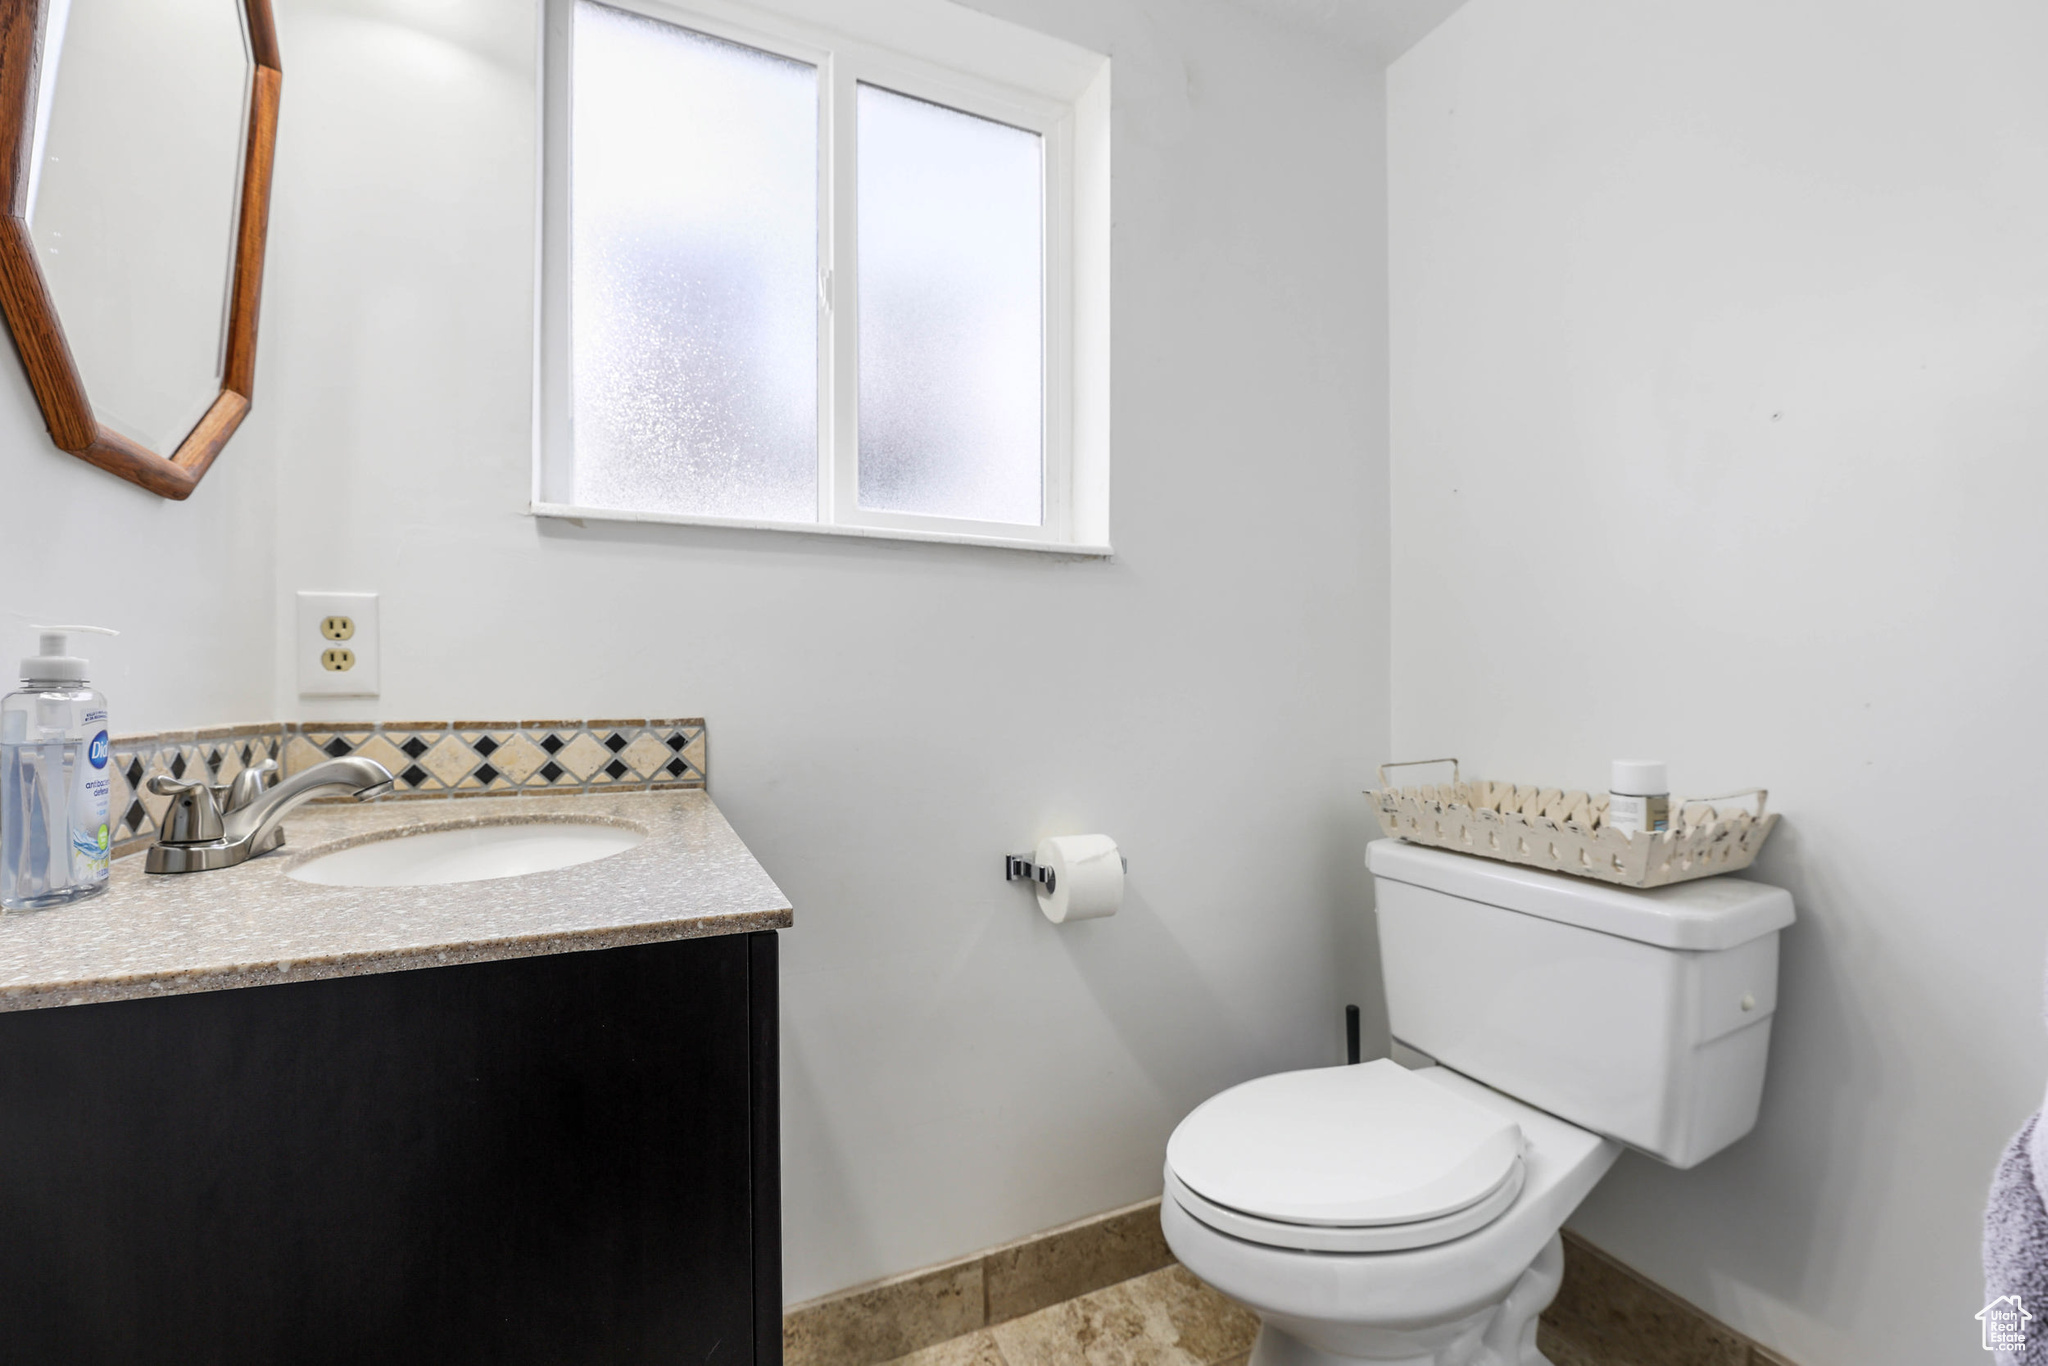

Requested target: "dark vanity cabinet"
[{"left": 0, "top": 931, "right": 781, "bottom": 1365}]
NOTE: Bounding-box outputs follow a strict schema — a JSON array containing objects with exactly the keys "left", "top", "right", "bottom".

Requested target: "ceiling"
[{"left": 1230, "top": 0, "right": 1473, "bottom": 62}]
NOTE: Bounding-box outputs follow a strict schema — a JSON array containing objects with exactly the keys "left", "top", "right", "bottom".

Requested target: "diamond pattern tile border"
[{"left": 107, "top": 719, "right": 706, "bottom": 859}]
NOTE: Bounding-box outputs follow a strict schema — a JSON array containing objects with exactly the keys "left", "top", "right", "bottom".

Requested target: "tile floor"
[
  {"left": 880, "top": 1264, "right": 1257, "bottom": 1366},
  {"left": 876, "top": 1261, "right": 1658, "bottom": 1366},
  {"left": 1535, "top": 1322, "right": 1628, "bottom": 1365}
]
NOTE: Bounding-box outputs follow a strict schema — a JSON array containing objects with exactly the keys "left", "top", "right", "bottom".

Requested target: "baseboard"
[
  {"left": 782, "top": 1198, "right": 1174, "bottom": 1366},
  {"left": 1544, "top": 1230, "right": 1800, "bottom": 1366},
  {"left": 781, "top": 1204, "right": 1801, "bottom": 1366}
]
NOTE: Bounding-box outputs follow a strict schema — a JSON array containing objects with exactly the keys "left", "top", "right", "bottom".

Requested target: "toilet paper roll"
[{"left": 1035, "top": 834, "right": 1123, "bottom": 924}]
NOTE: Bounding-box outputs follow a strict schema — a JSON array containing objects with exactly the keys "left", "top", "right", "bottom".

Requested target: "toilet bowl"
[
  {"left": 1159, "top": 840, "right": 1796, "bottom": 1366},
  {"left": 1162, "top": 1062, "right": 1619, "bottom": 1365}
]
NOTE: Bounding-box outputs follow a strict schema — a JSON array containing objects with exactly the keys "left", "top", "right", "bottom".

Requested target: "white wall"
[
  {"left": 0, "top": 356, "right": 273, "bottom": 731},
  {"left": 251, "top": 0, "right": 1390, "bottom": 1301},
  {"left": 1389, "top": 3, "right": 2048, "bottom": 1361},
  {"left": 0, "top": 0, "right": 277, "bottom": 726}
]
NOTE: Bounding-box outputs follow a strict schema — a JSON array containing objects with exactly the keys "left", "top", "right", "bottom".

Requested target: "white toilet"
[{"left": 1161, "top": 838, "right": 1794, "bottom": 1366}]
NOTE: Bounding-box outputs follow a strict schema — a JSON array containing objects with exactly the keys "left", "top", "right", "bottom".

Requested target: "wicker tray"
[{"left": 1369, "top": 758, "right": 1777, "bottom": 889}]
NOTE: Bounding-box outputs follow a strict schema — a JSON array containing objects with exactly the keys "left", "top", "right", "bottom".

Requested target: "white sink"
[{"left": 287, "top": 821, "right": 645, "bottom": 888}]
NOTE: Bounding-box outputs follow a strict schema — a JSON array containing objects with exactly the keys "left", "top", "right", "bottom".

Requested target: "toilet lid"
[
  {"left": 1166, "top": 1159, "right": 1524, "bottom": 1253},
  {"left": 1165, "top": 1060, "right": 1525, "bottom": 1227}
]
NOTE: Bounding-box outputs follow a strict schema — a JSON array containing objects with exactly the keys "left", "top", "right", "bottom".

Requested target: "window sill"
[{"left": 528, "top": 502, "right": 1114, "bottom": 557}]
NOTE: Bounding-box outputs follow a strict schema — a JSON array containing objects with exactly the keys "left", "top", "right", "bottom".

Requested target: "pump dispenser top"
[{"left": 21, "top": 625, "right": 117, "bottom": 686}]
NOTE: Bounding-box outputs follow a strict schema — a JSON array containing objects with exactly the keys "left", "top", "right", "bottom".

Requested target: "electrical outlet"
[{"left": 298, "top": 592, "right": 379, "bottom": 697}]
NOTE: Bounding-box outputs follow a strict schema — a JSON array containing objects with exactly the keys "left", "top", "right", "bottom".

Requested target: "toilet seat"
[
  {"left": 1167, "top": 1159, "right": 1525, "bottom": 1252},
  {"left": 1164, "top": 1060, "right": 1527, "bottom": 1253}
]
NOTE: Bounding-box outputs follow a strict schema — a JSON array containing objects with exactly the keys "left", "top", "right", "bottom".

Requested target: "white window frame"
[{"left": 532, "top": 0, "right": 1112, "bottom": 554}]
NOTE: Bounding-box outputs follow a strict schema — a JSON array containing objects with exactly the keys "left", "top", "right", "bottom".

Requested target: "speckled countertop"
[{"left": 0, "top": 790, "right": 792, "bottom": 1012}]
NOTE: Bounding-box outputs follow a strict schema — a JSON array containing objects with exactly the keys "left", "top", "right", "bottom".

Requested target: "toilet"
[{"left": 1161, "top": 838, "right": 1794, "bottom": 1366}]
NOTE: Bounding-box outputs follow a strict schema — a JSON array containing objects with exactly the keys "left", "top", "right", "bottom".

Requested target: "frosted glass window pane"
[
  {"left": 857, "top": 84, "right": 1043, "bottom": 526},
  {"left": 571, "top": 1, "right": 817, "bottom": 521}
]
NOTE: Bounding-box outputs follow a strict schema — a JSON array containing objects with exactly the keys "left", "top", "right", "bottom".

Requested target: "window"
[{"left": 535, "top": 0, "right": 1111, "bottom": 553}]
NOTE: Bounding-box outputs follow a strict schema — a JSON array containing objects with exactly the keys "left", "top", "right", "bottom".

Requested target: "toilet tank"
[{"left": 1366, "top": 839, "right": 1794, "bottom": 1168}]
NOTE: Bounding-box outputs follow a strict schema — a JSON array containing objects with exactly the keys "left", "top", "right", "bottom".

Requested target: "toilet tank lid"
[{"left": 1365, "top": 840, "right": 1794, "bottom": 950}]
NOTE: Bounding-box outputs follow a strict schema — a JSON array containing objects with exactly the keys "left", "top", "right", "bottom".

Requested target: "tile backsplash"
[{"left": 109, "top": 719, "right": 706, "bottom": 857}]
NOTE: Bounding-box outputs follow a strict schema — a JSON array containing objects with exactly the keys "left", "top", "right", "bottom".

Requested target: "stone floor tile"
[
  {"left": 881, "top": 1329, "right": 1011, "bottom": 1366},
  {"left": 1543, "top": 1236, "right": 1748, "bottom": 1366},
  {"left": 1537, "top": 1321, "right": 1609, "bottom": 1366},
  {"left": 990, "top": 1265, "right": 1258, "bottom": 1366},
  {"left": 783, "top": 1257, "right": 985, "bottom": 1366},
  {"left": 985, "top": 1199, "right": 1175, "bottom": 1325}
]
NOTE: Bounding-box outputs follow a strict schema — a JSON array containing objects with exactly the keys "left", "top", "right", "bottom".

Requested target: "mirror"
[{"left": 0, "top": 0, "right": 279, "bottom": 499}]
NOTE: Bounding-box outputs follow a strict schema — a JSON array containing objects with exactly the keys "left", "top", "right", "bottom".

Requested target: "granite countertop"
[{"left": 0, "top": 790, "right": 792, "bottom": 1012}]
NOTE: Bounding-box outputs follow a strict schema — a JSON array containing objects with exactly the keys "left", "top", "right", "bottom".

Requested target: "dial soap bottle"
[{"left": 2, "top": 626, "right": 118, "bottom": 910}]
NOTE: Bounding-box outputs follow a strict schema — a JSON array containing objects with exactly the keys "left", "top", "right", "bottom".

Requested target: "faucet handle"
[
  {"left": 221, "top": 759, "right": 279, "bottom": 814},
  {"left": 147, "top": 776, "right": 225, "bottom": 845}
]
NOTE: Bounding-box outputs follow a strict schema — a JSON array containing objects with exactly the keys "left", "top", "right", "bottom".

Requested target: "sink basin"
[{"left": 286, "top": 821, "right": 645, "bottom": 888}]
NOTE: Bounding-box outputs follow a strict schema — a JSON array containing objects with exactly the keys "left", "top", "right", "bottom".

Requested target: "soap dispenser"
[{"left": 1, "top": 626, "right": 118, "bottom": 911}]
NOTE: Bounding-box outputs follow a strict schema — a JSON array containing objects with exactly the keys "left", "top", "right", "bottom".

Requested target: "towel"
[{"left": 1986, "top": 1100, "right": 2048, "bottom": 1364}]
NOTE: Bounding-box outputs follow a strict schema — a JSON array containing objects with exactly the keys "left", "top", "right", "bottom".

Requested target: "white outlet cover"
[{"left": 297, "top": 592, "right": 380, "bottom": 697}]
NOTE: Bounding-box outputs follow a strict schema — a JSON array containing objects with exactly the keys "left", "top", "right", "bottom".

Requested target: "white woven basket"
[{"left": 1369, "top": 758, "right": 1778, "bottom": 889}]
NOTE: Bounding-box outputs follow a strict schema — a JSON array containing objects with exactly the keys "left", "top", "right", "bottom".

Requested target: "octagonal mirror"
[{"left": 0, "top": 0, "right": 279, "bottom": 499}]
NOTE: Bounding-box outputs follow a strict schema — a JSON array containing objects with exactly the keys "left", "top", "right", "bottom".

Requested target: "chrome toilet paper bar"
[
  {"left": 1005, "top": 850, "right": 1129, "bottom": 892},
  {"left": 1004, "top": 853, "right": 1057, "bottom": 892}
]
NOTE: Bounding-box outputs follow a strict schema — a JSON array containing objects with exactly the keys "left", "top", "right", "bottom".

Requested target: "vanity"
[
  {"left": 0, "top": 787, "right": 790, "bottom": 1366},
  {"left": 1, "top": 0, "right": 790, "bottom": 1348}
]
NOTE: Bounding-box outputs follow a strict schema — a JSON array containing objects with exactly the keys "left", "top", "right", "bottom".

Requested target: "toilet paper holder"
[
  {"left": 1005, "top": 850, "right": 1127, "bottom": 893},
  {"left": 1004, "top": 853, "right": 1055, "bottom": 891}
]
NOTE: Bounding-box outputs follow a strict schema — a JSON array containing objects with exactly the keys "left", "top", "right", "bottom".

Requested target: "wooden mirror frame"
[{"left": 0, "top": 0, "right": 279, "bottom": 500}]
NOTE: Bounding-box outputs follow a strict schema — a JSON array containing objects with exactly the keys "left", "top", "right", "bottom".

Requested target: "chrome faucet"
[{"left": 144, "top": 757, "right": 395, "bottom": 874}]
